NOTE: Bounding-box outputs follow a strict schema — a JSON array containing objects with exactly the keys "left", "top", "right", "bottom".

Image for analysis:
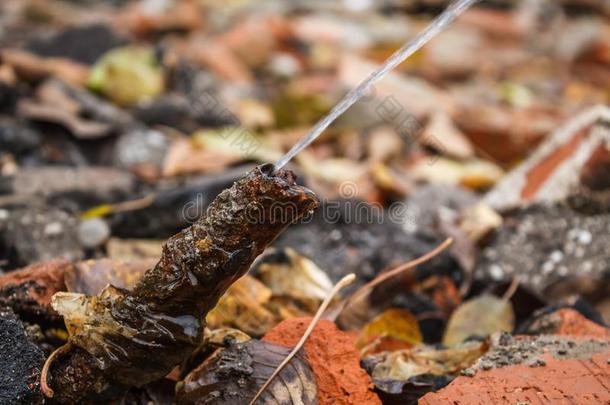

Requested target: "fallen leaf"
[
  {"left": 339, "top": 53, "right": 455, "bottom": 120},
  {"left": 64, "top": 258, "right": 155, "bottom": 295},
  {"left": 162, "top": 137, "right": 242, "bottom": 177},
  {"left": 458, "top": 202, "right": 502, "bottom": 243},
  {"left": 188, "top": 39, "right": 253, "bottom": 86},
  {"left": 18, "top": 99, "right": 112, "bottom": 139},
  {"left": 192, "top": 128, "right": 282, "bottom": 163},
  {"left": 233, "top": 99, "right": 275, "bottom": 129},
  {"left": 411, "top": 157, "right": 504, "bottom": 190},
  {"left": 422, "top": 111, "right": 474, "bottom": 159},
  {"left": 443, "top": 295, "right": 514, "bottom": 346},
  {"left": 256, "top": 248, "right": 334, "bottom": 302},
  {"left": 0, "top": 48, "right": 89, "bottom": 85},
  {"left": 120, "top": 0, "right": 202, "bottom": 37},
  {"left": 88, "top": 46, "right": 164, "bottom": 106},
  {"left": 162, "top": 128, "right": 282, "bottom": 177},
  {"left": 106, "top": 238, "right": 164, "bottom": 260},
  {"left": 356, "top": 308, "right": 423, "bottom": 356},
  {"left": 362, "top": 340, "right": 488, "bottom": 403},
  {"left": 204, "top": 327, "right": 251, "bottom": 346},
  {"left": 176, "top": 339, "right": 318, "bottom": 405},
  {"left": 365, "top": 340, "right": 489, "bottom": 382},
  {"left": 297, "top": 151, "right": 368, "bottom": 184},
  {"left": 206, "top": 275, "right": 277, "bottom": 337},
  {"left": 453, "top": 104, "right": 560, "bottom": 164}
]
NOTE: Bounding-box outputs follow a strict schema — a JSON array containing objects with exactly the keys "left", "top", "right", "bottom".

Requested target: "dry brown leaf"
[
  {"left": 119, "top": 0, "right": 202, "bottom": 37},
  {"left": 366, "top": 340, "right": 489, "bottom": 382},
  {"left": 0, "top": 49, "right": 89, "bottom": 86},
  {"left": 162, "top": 137, "right": 242, "bottom": 177},
  {"left": 176, "top": 339, "right": 317, "bottom": 405},
  {"left": 65, "top": 258, "right": 156, "bottom": 295},
  {"left": 256, "top": 248, "right": 333, "bottom": 302},
  {"left": 422, "top": 111, "right": 474, "bottom": 160},
  {"left": 233, "top": 99, "right": 276, "bottom": 129},
  {"left": 204, "top": 327, "right": 251, "bottom": 346},
  {"left": 458, "top": 202, "right": 502, "bottom": 243},
  {"left": 206, "top": 275, "right": 277, "bottom": 337},
  {"left": 18, "top": 100, "right": 112, "bottom": 139},
  {"left": 189, "top": 39, "right": 253, "bottom": 85},
  {"left": 106, "top": 238, "right": 164, "bottom": 260}
]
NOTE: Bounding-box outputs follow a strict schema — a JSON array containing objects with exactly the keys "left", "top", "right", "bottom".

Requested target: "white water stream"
[{"left": 274, "top": 0, "right": 480, "bottom": 171}]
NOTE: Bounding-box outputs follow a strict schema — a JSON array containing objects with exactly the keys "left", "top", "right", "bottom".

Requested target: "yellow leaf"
[
  {"left": 357, "top": 308, "right": 423, "bottom": 355},
  {"left": 206, "top": 275, "right": 277, "bottom": 337},
  {"left": 443, "top": 294, "right": 514, "bottom": 346},
  {"left": 88, "top": 46, "right": 164, "bottom": 106}
]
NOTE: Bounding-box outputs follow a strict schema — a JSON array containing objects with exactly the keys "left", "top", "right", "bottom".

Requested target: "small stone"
[
  {"left": 528, "top": 358, "right": 546, "bottom": 367},
  {"left": 78, "top": 218, "right": 111, "bottom": 248},
  {"left": 498, "top": 332, "right": 512, "bottom": 346},
  {"left": 577, "top": 230, "right": 592, "bottom": 245},
  {"left": 461, "top": 368, "right": 476, "bottom": 377},
  {"left": 480, "top": 360, "right": 494, "bottom": 370},
  {"left": 550, "top": 250, "right": 564, "bottom": 262},
  {"left": 489, "top": 264, "right": 503, "bottom": 280},
  {"left": 44, "top": 222, "right": 63, "bottom": 236}
]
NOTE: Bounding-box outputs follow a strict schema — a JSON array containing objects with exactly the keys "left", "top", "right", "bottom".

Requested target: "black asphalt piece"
[{"left": 0, "top": 307, "right": 44, "bottom": 405}]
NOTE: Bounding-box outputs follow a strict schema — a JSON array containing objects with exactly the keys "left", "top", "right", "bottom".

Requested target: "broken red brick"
[
  {"left": 420, "top": 348, "right": 610, "bottom": 405},
  {"left": 485, "top": 106, "right": 610, "bottom": 211},
  {"left": 524, "top": 308, "right": 610, "bottom": 339},
  {"left": 0, "top": 259, "right": 70, "bottom": 306},
  {"left": 263, "top": 317, "right": 382, "bottom": 405},
  {"left": 554, "top": 308, "right": 610, "bottom": 338},
  {"left": 420, "top": 334, "right": 610, "bottom": 405}
]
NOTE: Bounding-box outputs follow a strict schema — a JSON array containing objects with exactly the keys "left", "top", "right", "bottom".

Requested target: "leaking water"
[{"left": 274, "top": 0, "right": 480, "bottom": 171}]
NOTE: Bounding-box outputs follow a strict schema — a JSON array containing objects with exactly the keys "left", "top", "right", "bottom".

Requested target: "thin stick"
[
  {"left": 273, "top": 0, "right": 480, "bottom": 171},
  {"left": 329, "top": 237, "right": 453, "bottom": 320},
  {"left": 40, "top": 343, "right": 72, "bottom": 398},
  {"left": 502, "top": 276, "right": 521, "bottom": 302},
  {"left": 248, "top": 273, "right": 356, "bottom": 405}
]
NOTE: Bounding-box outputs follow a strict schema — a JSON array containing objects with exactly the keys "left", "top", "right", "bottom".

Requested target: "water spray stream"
[{"left": 273, "top": 0, "right": 480, "bottom": 171}]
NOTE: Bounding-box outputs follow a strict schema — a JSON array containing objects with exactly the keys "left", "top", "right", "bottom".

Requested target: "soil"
[
  {"left": 274, "top": 199, "right": 455, "bottom": 286},
  {"left": 0, "top": 306, "right": 45, "bottom": 405},
  {"left": 476, "top": 203, "right": 610, "bottom": 296}
]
